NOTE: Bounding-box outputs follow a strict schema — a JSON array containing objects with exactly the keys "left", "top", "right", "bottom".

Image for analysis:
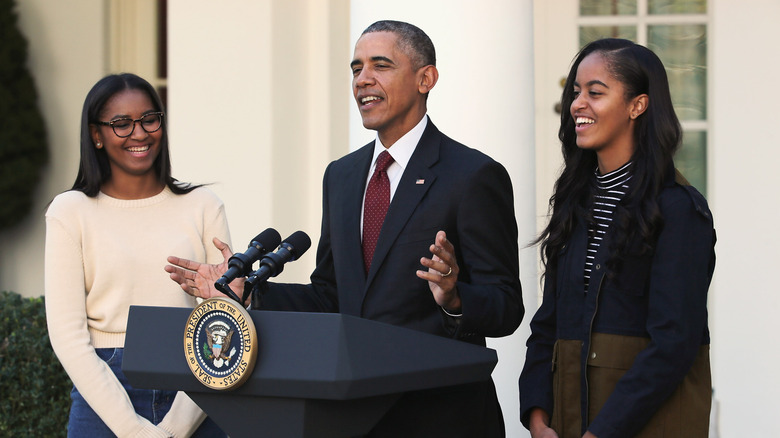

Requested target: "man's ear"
[{"left": 418, "top": 65, "right": 439, "bottom": 95}]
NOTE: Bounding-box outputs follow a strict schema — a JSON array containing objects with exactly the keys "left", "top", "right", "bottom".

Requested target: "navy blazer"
[{"left": 263, "top": 120, "right": 524, "bottom": 436}]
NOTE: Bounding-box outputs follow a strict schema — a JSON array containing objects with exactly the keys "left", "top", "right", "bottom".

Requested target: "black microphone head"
[
  {"left": 280, "top": 231, "right": 311, "bottom": 261},
  {"left": 223, "top": 228, "right": 282, "bottom": 280},
  {"left": 251, "top": 228, "right": 281, "bottom": 250}
]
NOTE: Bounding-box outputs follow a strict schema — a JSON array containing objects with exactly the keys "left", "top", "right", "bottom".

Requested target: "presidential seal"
[{"left": 184, "top": 297, "right": 257, "bottom": 390}]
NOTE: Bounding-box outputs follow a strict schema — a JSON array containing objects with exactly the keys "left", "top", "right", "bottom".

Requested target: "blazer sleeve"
[
  {"left": 453, "top": 159, "right": 524, "bottom": 338},
  {"left": 518, "top": 266, "right": 558, "bottom": 429}
]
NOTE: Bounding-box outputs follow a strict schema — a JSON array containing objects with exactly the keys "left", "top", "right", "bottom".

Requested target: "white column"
[
  {"left": 709, "top": 1, "right": 780, "bottom": 436},
  {"left": 168, "top": 0, "right": 349, "bottom": 281},
  {"left": 168, "top": 0, "right": 275, "bottom": 247},
  {"left": 350, "top": 2, "right": 535, "bottom": 436}
]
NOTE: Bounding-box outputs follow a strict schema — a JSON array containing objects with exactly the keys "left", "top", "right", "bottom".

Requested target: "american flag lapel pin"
[{"left": 415, "top": 179, "right": 425, "bottom": 185}]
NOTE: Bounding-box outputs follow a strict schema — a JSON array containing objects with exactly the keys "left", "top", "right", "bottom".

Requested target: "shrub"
[
  {"left": 0, "top": 0, "right": 50, "bottom": 230},
  {"left": 0, "top": 291, "right": 70, "bottom": 436}
]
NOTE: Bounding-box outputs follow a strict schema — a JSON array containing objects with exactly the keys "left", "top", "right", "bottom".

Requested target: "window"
[
  {"left": 578, "top": 0, "right": 708, "bottom": 194},
  {"left": 108, "top": 0, "right": 168, "bottom": 108}
]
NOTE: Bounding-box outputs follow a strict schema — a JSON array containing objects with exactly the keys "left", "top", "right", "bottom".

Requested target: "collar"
[{"left": 370, "top": 115, "right": 428, "bottom": 171}]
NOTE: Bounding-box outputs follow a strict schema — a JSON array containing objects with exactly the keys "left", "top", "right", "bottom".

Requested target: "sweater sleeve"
[
  {"left": 204, "top": 196, "right": 232, "bottom": 264},
  {"left": 45, "top": 215, "right": 169, "bottom": 437},
  {"left": 158, "top": 393, "right": 206, "bottom": 437},
  {"left": 158, "top": 190, "right": 232, "bottom": 435}
]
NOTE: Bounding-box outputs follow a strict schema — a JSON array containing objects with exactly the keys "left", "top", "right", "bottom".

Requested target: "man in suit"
[{"left": 167, "top": 20, "right": 523, "bottom": 437}]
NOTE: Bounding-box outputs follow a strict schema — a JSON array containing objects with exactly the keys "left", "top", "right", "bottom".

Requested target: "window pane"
[
  {"left": 579, "top": 26, "right": 637, "bottom": 46},
  {"left": 648, "top": 0, "right": 706, "bottom": 14},
  {"left": 157, "top": 86, "right": 167, "bottom": 112},
  {"left": 157, "top": 0, "right": 167, "bottom": 79},
  {"left": 676, "top": 130, "right": 707, "bottom": 196},
  {"left": 648, "top": 24, "right": 707, "bottom": 120},
  {"left": 580, "top": 0, "right": 637, "bottom": 15}
]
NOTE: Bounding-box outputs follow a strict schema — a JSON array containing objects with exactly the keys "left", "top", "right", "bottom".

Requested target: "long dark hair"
[
  {"left": 538, "top": 38, "right": 681, "bottom": 274},
  {"left": 71, "top": 73, "right": 199, "bottom": 196}
]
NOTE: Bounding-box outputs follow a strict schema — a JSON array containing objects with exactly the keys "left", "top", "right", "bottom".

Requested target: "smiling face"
[
  {"left": 351, "top": 31, "right": 437, "bottom": 147},
  {"left": 90, "top": 89, "right": 163, "bottom": 187},
  {"left": 571, "top": 52, "right": 647, "bottom": 173}
]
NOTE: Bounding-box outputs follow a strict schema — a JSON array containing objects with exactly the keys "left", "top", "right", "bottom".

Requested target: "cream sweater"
[{"left": 45, "top": 186, "right": 231, "bottom": 437}]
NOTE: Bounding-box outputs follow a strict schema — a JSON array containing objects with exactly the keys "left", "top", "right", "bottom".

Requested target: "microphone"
[
  {"left": 245, "top": 231, "right": 311, "bottom": 290},
  {"left": 215, "top": 228, "right": 281, "bottom": 299}
]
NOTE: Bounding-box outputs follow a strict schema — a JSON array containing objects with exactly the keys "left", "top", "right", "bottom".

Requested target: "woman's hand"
[{"left": 529, "top": 408, "right": 559, "bottom": 438}]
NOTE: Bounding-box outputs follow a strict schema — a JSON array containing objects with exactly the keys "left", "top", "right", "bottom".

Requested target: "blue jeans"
[{"left": 67, "top": 348, "right": 225, "bottom": 437}]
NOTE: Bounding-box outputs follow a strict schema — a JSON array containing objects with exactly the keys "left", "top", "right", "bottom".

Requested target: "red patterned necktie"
[{"left": 362, "top": 150, "right": 394, "bottom": 274}]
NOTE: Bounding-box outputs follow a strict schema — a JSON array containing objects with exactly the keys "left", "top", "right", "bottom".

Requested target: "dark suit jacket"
[{"left": 263, "top": 120, "right": 524, "bottom": 437}]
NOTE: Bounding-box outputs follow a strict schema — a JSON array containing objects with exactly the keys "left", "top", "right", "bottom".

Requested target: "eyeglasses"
[{"left": 95, "top": 112, "right": 164, "bottom": 138}]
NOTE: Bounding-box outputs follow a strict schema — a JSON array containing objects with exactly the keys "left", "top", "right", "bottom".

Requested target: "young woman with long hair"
[{"left": 519, "top": 39, "right": 716, "bottom": 438}]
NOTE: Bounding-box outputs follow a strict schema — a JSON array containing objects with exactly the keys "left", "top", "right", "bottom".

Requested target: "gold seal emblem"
[{"left": 184, "top": 297, "right": 257, "bottom": 390}]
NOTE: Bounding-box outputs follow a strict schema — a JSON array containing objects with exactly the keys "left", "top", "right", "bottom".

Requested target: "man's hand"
[
  {"left": 165, "top": 237, "right": 242, "bottom": 300},
  {"left": 417, "top": 230, "right": 461, "bottom": 313}
]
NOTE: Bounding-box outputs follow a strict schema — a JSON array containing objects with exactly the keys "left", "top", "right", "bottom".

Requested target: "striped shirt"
[{"left": 584, "top": 161, "right": 632, "bottom": 291}]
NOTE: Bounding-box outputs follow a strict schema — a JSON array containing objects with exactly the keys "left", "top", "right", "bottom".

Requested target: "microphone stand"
[
  {"left": 214, "top": 280, "right": 243, "bottom": 305},
  {"left": 249, "top": 281, "right": 268, "bottom": 310}
]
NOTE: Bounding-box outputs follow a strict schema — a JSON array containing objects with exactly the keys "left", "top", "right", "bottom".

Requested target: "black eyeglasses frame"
[{"left": 94, "top": 112, "right": 165, "bottom": 138}]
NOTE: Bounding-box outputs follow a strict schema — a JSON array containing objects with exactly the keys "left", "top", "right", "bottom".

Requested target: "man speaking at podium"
[{"left": 167, "top": 20, "right": 523, "bottom": 437}]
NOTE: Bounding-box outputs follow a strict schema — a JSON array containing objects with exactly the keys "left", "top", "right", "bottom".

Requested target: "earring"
[{"left": 96, "top": 142, "right": 102, "bottom": 148}]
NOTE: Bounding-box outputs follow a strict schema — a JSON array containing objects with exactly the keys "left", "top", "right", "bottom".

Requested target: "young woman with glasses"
[{"left": 45, "top": 73, "right": 230, "bottom": 437}]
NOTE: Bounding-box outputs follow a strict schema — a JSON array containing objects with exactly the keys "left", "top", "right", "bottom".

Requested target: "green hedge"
[
  {"left": 0, "top": 0, "right": 50, "bottom": 230},
  {"left": 0, "top": 291, "right": 70, "bottom": 436}
]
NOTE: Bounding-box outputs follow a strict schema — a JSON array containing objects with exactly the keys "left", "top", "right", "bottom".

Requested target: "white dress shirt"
[{"left": 360, "top": 115, "right": 428, "bottom": 235}]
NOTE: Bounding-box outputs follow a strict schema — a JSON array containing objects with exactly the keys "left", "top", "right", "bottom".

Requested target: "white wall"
[
  {"left": 167, "top": 0, "right": 275, "bottom": 247},
  {"left": 709, "top": 1, "right": 780, "bottom": 436},
  {"left": 0, "top": 0, "right": 105, "bottom": 297},
  {"left": 167, "top": 0, "right": 350, "bottom": 282},
  {"left": 349, "top": 2, "right": 536, "bottom": 436}
]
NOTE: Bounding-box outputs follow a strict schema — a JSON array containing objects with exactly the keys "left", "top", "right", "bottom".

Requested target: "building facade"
[{"left": 2, "top": 1, "right": 777, "bottom": 436}]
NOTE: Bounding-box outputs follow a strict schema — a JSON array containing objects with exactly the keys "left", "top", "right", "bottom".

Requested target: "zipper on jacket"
[{"left": 583, "top": 271, "right": 606, "bottom": 430}]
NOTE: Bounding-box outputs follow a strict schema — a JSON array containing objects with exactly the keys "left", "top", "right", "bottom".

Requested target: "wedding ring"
[{"left": 441, "top": 266, "right": 453, "bottom": 277}]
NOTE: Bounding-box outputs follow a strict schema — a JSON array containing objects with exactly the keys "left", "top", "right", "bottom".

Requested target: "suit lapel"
[
  {"left": 337, "top": 144, "right": 373, "bottom": 297},
  {"left": 365, "top": 123, "right": 441, "bottom": 288}
]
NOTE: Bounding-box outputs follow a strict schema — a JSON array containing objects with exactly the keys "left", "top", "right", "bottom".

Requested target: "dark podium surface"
[{"left": 123, "top": 306, "right": 497, "bottom": 437}]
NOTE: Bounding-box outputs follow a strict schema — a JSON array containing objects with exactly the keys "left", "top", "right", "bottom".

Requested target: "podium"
[{"left": 123, "top": 306, "right": 497, "bottom": 437}]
